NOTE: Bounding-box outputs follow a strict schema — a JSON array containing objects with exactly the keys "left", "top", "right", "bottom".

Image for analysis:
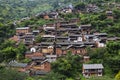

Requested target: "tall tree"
[{"left": 51, "top": 52, "right": 82, "bottom": 79}]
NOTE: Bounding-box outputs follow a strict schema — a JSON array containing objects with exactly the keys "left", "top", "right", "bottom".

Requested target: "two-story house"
[
  {"left": 16, "top": 27, "right": 30, "bottom": 35},
  {"left": 82, "top": 64, "right": 104, "bottom": 77}
]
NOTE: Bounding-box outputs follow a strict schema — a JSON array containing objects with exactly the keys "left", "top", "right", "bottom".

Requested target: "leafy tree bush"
[
  {"left": 0, "top": 40, "right": 27, "bottom": 62},
  {"left": 115, "top": 71, "right": 120, "bottom": 80},
  {"left": 51, "top": 52, "right": 82, "bottom": 79},
  {"left": 74, "top": 2, "right": 86, "bottom": 11},
  {"left": 0, "top": 68, "right": 28, "bottom": 80}
]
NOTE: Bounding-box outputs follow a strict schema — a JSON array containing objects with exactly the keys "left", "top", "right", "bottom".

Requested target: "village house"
[
  {"left": 42, "top": 11, "right": 58, "bottom": 19},
  {"left": 24, "top": 33, "right": 35, "bottom": 45},
  {"left": 80, "top": 24, "right": 91, "bottom": 34},
  {"left": 32, "top": 30, "right": 40, "bottom": 36},
  {"left": 59, "top": 21, "right": 69, "bottom": 25},
  {"left": 84, "top": 34, "right": 95, "bottom": 42},
  {"left": 39, "top": 42, "right": 54, "bottom": 55},
  {"left": 106, "top": 10, "right": 114, "bottom": 19},
  {"left": 94, "top": 33, "right": 107, "bottom": 42},
  {"left": 43, "top": 13, "right": 49, "bottom": 19},
  {"left": 49, "top": 12, "right": 59, "bottom": 19},
  {"left": 39, "top": 41, "right": 91, "bottom": 56},
  {"left": 45, "top": 23, "right": 55, "bottom": 27},
  {"left": 60, "top": 23, "right": 78, "bottom": 29},
  {"left": 116, "top": 3, "right": 120, "bottom": 9},
  {"left": 56, "top": 29, "right": 68, "bottom": 36},
  {"left": 60, "top": 7, "right": 73, "bottom": 14},
  {"left": 21, "top": 57, "right": 51, "bottom": 76},
  {"left": 68, "top": 34, "right": 83, "bottom": 42},
  {"left": 107, "top": 37, "right": 120, "bottom": 42},
  {"left": 41, "top": 35, "right": 55, "bottom": 42},
  {"left": 67, "top": 28, "right": 81, "bottom": 35},
  {"left": 56, "top": 42, "right": 71, "bottom": 56},
  {"left": 56, "top": 36, "right": 69, "bottom": 42},
  {"left": 82, "top": 64, "right": 104, "bottom": 77},
  {"left": 43, "top": 25, "right": 55, "bottom": 32},
  {"left": 28, "top": 59, "right": 51, "bottom": 73},
  {"left": 86, "top": 4, "right": 100, "bottom": 13},
  {"left": 25, "top": 52, "right": 43, "bottom": 59},
  {"left": 33, "top": 70, "right": 48, "bottom": 75},
  {"left": 8, "top": 60, "right": 28, "bottom": 72},
  {"left": 66, "top": 45, "right": 87, "bottom": 55},
  {"left": 16, "top": 27, "right": 30, "bottom": 35},
  {"left": 46, "top": 55, "right": 57, "bottom": 62},
  {"left": 83, "top": 56, "right": 90, "bottom": 62},
  {"left": 55, "top": 42, "right": 93, "bottom": 56}
]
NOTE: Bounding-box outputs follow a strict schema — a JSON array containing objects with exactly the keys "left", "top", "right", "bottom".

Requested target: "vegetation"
[
  {"left": 88, "top": 41, "right": 120, "bottom": 77},
  {"left": 0, "top": 0, "right": 81, "bottom": 23},
  {"left": 0, "top": 40, "right": 26, "bottom": 62},
  {"left": 0, "top": 22, "right": 15, "bottom": 44},
  {"left": 0, "top": 67, "right": 28, "bottom": 80},
  {"left": 74, "top": 2, "right": 86, "bottom": 11},
  {"left": 86, "top": 76, "right": 114, "bottom": 80},
  {"left": 115, "top": 71, "right": 120, "bottom": 80},
  {"left": 43, "top": 51, "right": 82, "bottom": 80}
]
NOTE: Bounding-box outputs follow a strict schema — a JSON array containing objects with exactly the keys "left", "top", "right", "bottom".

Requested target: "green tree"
[
  {"left": 51, "top": 52, "right": 82, "bottom": 79},
  {"left": 35, "top": 35, "right": 42, "bottom": 43},
  {"left": 43, "top": 71, "right": 64, "bottom": 80},
  {"left": 98, "top": 13, "right": 107, "bottom": 20},
  {"left": 0, "top": 40, "right": 15, "bottom": 49},
  {"left": 75, "top": 2, "right": 86, "bottom": 11},
  {"left": 25, "top": 77, "right": 35, "bottom": 80},
  {"left": 113, "top": 9, "right": 120, "bottom": 20},
  {"left": 17, "top": 42, "right": 27, "bottom": 60},
  {"left": 0, "top": 68, "right": 28, "bottom": 80},
  {"left": 106, "top": 41, "right": 120, "bottom": 56},
  {"left": 2, "top": 47, "right": 17, "bottom": 61},
  {"left": 0, "top": 40, "right": 27, "bottom": 62},
  {"left": 104, "top": 42, "right": 120, "bottom": 74},
  {"left": 115, "top": 71, "right": 120, "bottom": 80}
]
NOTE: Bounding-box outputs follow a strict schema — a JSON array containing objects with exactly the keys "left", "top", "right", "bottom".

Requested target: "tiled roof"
[
  {"left": 8, "top": 60, "right": 27, "bottom": 68},
  {"left": 33, "top": 30, "right": 40, "bottom": 32},
  {"left": 94, "top": 33, "right": 107, "bottom": 36},
  {"left": 31, "top": 57, "right": 46, "bottom": 60},
  {"left": 42, "top": 35, "right": 55, "bottom": 38},
  {"left": 80, "top": 24, "right": 91, "bottom": 27},
  {"left": 35, "top": 70, "right": 47, "bottom": 75},
  {"left": 46, "top": 55, "right": 57, "bottom": 57},
  {"left": 16, "top": 27, "right": 29, "bottom": 30},
  {"left": 83, "top": 64, "right": 104, "bottom": 69}
]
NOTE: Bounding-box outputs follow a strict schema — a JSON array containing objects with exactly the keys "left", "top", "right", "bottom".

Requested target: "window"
[
  {"left": 85, "top": 69, "right": 88, "bottom": 72},
  {"left": 98, "top": 73, "right": 102, "bottom": 76}
]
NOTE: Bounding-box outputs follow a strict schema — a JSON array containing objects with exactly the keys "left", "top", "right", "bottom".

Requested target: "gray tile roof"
[
  {"left": 46, "top": 55, "right": 57, "bottom": 57},
  {"left": 31, "top": 57, "right": 46, "bottom": 60},
  {"left": 16, "top": 27, "right": 29, "bottom": 30},
  {"left": 35, "top": 70, "right": 48, "bottom": 75},
  {"left": 8, "top": 60, "right": 27, "bottom": 68},
  {"left": 33, "top": 30, "right": 40, "bottom": 32},
  {"left": 80, "top": 24, "right": 91, "bottom": 28},
  {"left": 94, "top": 33, "right": 107, "bottom": 36},
  {"left": 83, "top": 64, "right": 104, "bottom": 69}
]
